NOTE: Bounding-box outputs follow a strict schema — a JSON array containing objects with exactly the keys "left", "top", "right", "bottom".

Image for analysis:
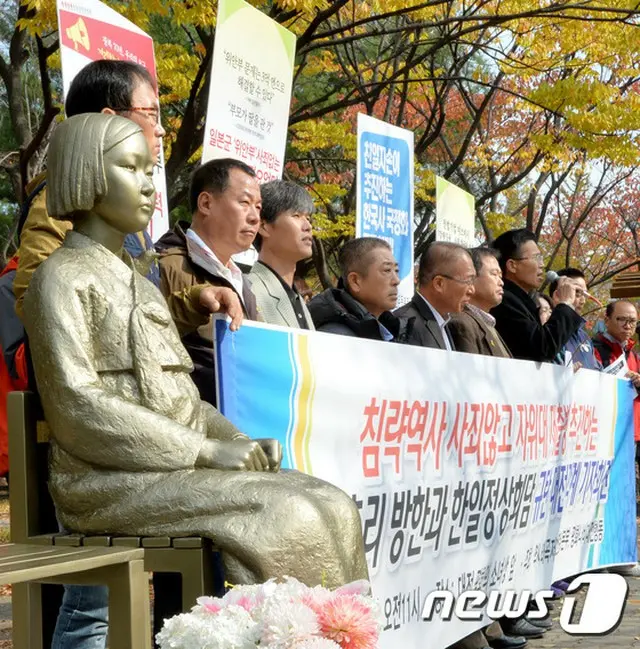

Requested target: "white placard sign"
[{"left": 202, "top": 0, "right": 296, "bottom": 183}]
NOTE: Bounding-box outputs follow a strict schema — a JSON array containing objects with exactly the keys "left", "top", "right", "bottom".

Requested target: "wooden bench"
[
  {"left": 7, "top": 391, "right": 220, "bottom": 647},
  {"left": 2, "top": 543, "right": 150, "bottom": 649}
]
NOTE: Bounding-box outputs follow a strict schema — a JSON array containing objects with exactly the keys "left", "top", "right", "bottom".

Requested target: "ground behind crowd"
[{"left": 0, "top": 479, "right": 638, "bottom": 648}]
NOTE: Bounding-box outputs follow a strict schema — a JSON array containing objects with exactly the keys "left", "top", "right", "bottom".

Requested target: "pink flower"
[
  {"left": 335, "top": 580, "right": 371, "bottom": 597},
  {"left": 196, "top": 596, "right": 223, "bottom": 614},
  {"left": 317, "top": 594, "right": 379, "bottom": 649},
  {"left": 302, "top": 587, "right": 333, "bottom": 616}
]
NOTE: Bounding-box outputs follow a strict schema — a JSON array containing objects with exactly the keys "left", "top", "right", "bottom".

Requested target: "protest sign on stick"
[
  {"left": 356, "top": 114, "right": 414, "bottom": 305},
  {"left": 202, "top": 0, "right": 296, "bottom": 183},
  {"left": 435, "top": 175, "right": 475, "bottom": 246},
  {"left": 57, "top": 0, "right": 169, "bottom": 241}
]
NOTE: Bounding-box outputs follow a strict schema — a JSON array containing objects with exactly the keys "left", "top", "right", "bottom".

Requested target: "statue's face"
[{"left": 93, "top": 131, "right": 156, "bottom": 234}]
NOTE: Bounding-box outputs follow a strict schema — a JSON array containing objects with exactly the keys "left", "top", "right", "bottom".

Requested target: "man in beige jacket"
[{"left": 248, "top": 180, "right": 315, "bottom": 330}]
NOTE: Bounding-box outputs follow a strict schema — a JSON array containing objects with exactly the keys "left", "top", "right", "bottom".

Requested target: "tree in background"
[{"left": 1, "top": 0, "right": 639, "bottom": 297}]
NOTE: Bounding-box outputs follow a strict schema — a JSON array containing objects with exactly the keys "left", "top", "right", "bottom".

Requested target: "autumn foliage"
[{"left": 1, "top": 0, "right": 639, "bottom": 291}]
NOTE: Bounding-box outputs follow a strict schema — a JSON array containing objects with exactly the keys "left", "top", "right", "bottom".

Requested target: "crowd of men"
[{"left": 0, "top": 58, "right": 639, "bottom": 649}]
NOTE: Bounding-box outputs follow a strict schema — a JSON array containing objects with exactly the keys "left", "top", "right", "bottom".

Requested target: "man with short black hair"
[
  {"left": 396, "top": 241, "right": 475, "bottom": 350},
  {"left": 308, "top": 237, "right": 412, "bottom": 341},
  {"left": 448, "top": 247, "right": 511, "bottom": 357},
  {"left": 447, "top": 248, "right": 548, "bottom": 647},
  {"left": 490, "top": 229, "right": 582, "bottom": 361},
  {"left": 157, "top": 158, "right": 261, "bottom": 405},
  {"left": 248, "top": 180, "right": 315, "bottom": 329},
  {"left": 548, "top": 267, "right": 601, "bottom": 370}
]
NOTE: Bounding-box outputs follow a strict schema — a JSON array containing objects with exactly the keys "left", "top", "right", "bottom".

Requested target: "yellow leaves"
[
  {"left": 48, "top": 49, "right": 61, "bottom": 70},
  {"left": 18, "top": 0, "right": 57, "bottom": 36},
  {"left": 311, "top": 209, "right": 354, "bottom": 240},
  {"left": 171, "top": 0, "right": 217, "bottom": 28},
  {"left": 414, "top": 166, "right": 434, "bottom": 203},
  {"left": 155, "top": 44, "right": 200, "bottom": 103},
  {"left": 301, "top": 50, "right": 338, "bottom": 77},
  {"left": 270, "top": 0, "right": 327, "bottom": 14},
  {"left": 485, "top": 211, "right": 518, "bottom": 236},
  {"left": 310, "top": 182, "right": 347, "bottom": 204},
  {"left": 291, "top": 120, "right": 355, "bottom": 156}
]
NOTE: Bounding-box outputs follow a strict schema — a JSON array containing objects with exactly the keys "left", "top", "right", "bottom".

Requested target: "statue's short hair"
[{"left": 47, "top": 113, "right": 144, "bottom": 218}]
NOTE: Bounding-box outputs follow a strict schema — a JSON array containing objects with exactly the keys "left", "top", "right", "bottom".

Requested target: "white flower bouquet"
[{"left": 156, "top": 577, "right": 381, "bottom": 649}]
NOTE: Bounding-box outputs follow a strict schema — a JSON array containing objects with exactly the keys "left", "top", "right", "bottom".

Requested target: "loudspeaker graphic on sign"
[{"left": 66, "top": 18, "right": 90, "bottom": 52}]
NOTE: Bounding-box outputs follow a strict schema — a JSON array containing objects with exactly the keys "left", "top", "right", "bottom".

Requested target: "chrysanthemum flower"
[{"left": 317, "top": 594, "right": 379, "bottom": 649}]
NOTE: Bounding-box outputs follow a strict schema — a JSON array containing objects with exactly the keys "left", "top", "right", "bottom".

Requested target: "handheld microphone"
[{"left": 546, "top": 270, "right": 603, "bottom": 308}]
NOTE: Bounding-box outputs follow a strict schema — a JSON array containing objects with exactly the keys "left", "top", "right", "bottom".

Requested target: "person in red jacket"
[
  {"left": 593, "top": 299, "right": 640, "bottom": 576},
  {"left": 593, "top": 300, "right": 640, "bottom": 437},
  {"left": 0, "top": 256, "right": 29, "bottom": 479}
]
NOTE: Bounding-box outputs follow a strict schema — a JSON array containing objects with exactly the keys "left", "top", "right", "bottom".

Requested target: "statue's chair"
[{"left": 7, "top": 390, "right": 223, "bottom": 648}]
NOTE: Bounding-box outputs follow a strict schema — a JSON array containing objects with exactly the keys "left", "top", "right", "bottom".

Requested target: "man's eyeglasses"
[
  {"left": 438, "top": 274, "right": 476, "bottom": 286},
  {"left": 513, "top": 253, "right": 544, "bottom": 263},
  {"left": 615, "top": 317, "right": 637, "bottom": 326},
  {"left": 114, "top": 106, "right": 160, "bottom": 126}
]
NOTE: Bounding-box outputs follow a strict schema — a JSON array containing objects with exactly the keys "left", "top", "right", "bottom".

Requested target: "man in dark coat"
[
  {"left": 396, "top": 241, "right": 475, "bottom": 350},
  {"left": 308, "top": 237, "right": 414, "bottom": 343},
  {"left": 449, "top": 247, "right": 551, "bottom": 647},
  {"left": 489, "top": 229, "right": 581, "bottom": 361}
]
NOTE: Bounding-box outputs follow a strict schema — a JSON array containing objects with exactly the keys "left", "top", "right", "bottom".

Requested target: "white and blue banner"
[
  {"left": 215, "top": 319, "right": 637, "bottom": 648},
  {"left": 356, "top": 114, "right": 414, "bottom": 305}
]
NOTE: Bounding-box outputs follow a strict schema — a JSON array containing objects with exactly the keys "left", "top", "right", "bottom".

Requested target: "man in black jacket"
[
  {"left": 308, "top": 237, "right": 414, "bottom": 342},
  {"left": 490, "top": 229, "right": 581, "bottom": 361},
  {"left": 396, "top": 241, "right": 475, "bottom": 350}
]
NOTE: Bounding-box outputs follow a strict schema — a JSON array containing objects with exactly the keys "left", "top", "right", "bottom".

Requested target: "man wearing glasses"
[
  {"left": 489, "top": 229, "right": 582, "bottom": 361},
  {"left": 593, "top": 300, "right": 640, "bottom": 427},
  {"left": 593, "top": 300, "right": 640, "bottom": 576},
  {"left": 548, "top": 268, "right": 601, "bottom": 370},
  {"left": 396, "top": 241, "right": 476, "bottom": 350}
]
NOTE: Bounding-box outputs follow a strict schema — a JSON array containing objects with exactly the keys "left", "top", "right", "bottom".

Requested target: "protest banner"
[
  {"left": 435, "top": 175, "right": 475, "bottom": 246},
  {"left": 56, "top": 0, "right": 169, "bottom": 241},
  {"left": 215, "top": 319, "right": 636, "bottom": 648},
  {"left": 356, "top": 114, "right": 414, "bottom": 305},
  {"left": 202, "top": 0, "right": 296, "bottom": 183}
]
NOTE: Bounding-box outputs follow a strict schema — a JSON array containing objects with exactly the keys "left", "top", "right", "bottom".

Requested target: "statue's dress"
[{"left": 24, "top": 231, "right": 368, "bottom": 587}]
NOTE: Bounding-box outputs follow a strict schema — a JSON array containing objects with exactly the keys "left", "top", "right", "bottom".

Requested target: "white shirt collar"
[
  {"left": 185, "top": 228, "right": 245, "bottom": 300},
  {"left": 467, "top": 303, "right": 496, "bottom": 328},
  {"left": 419, "top": 293, "right": 450, "bottom": 327}
]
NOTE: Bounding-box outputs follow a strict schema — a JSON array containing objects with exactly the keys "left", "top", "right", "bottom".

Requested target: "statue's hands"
[
  {"left": 199, "top": 286, "right": 243, "bottom": 332},
  {"left": 255, "top": 438, "right": 283, "bottom": 472},
  {"left": 196, "top": 438, "right": 269, "bottom": 471}
]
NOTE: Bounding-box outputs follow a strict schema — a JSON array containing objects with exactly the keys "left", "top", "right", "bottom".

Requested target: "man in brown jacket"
[
  {"left": 156, "top": 158, "right": 262, "bottom": 406},
  {"left": 448, "top": 247, "right": 511, "bottom": 358},
  {"left": 448, "top": 247, "right": 548, "bottom": 648}
]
